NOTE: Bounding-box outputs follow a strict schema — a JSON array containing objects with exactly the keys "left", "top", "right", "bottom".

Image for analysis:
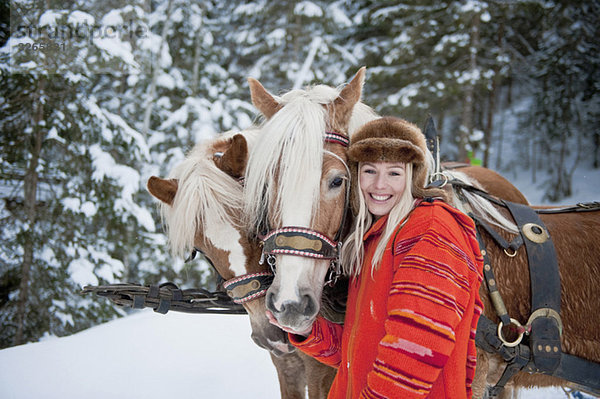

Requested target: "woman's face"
[{"left": 359, "top": 161, "right": 407, "bottom": 217}]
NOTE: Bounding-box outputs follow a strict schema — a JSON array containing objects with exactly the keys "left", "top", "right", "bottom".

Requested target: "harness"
[
  {"left": 258, "top": 131, "right": 351, "bottom": 287},
  {"left": 446, "top": 178, "right": 600, "bottom": 397}
]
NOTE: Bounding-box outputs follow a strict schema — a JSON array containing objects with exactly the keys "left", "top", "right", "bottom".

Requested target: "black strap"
[
  {"left": 81, "top": 282, "right": 247, "bottom": 315},
  {"left": 554, "top": 354, "right": 600, "bottom": 396},
  {"left": 470, "top": 213, "right": 523, "bottom": 253},
  {"left": 504, "top": 202, "right": 561, "bottom": 313}
]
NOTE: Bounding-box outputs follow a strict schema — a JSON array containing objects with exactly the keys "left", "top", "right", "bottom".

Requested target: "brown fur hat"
[{"left": 348, "top": 116, "right": 447, "bottom": 205}]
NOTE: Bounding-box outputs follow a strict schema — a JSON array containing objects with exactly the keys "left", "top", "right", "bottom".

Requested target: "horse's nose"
[{"left": 266, "top": 289, "right": 318, "bottom": 319}]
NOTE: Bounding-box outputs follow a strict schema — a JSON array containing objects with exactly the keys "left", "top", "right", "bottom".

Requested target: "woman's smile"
[{"left": 360, "top": 162, "right": 407, "bottom": 217}]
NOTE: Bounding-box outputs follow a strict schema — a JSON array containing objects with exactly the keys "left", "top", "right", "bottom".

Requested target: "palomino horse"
[
  {"left": 146, "top": 129, "right": 335, "bottom": 399},
  {"left": 243, "top": 69, "right": 600, "bottom": 397}
]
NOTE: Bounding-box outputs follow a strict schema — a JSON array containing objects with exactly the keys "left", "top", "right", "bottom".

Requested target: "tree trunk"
[
  {"left": 483, "top": 21, "right": 504, "bottom": 168},
  {"left": 191, "top": 9, "right": 204, "bottom": 95},
  {"left": 459, "top": 12, "right": 480, "bottom": 162},
  {"left": 142, "top": 0, "right": 174, "bottom": 138},
  {"left": 483, "top": 80, "right": 496, "bottom": 168},
  {"left": 14, "top": 78, "right": 46, "bottom": 346}
]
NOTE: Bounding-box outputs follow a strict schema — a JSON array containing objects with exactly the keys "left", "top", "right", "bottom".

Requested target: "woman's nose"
[{"left": 374, "top": 174, "right": 387, "bottom": 189}]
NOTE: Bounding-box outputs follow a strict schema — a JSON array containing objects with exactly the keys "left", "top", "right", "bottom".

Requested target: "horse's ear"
[
  {"left": 214, "top": 134, "right": 248, "bottom": 178},
  {"left": 147, "top": 176, "right": 178, "bottom": 205},
  {"left": 248, "top": 78, "right": 282, "bottom": 119},
  {"left": 331, "top": 66, "right": 366, "bottom": 134}
]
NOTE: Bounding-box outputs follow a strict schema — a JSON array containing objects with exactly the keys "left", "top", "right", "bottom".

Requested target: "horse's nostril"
[
  {"left": 266, "top": 291, "right": 281, "bottom": 313},
  {"left": 301, "top": 294, "right": 317, "bottom": 317}
]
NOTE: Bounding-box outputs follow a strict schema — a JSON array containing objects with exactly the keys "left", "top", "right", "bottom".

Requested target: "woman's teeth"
[{"left": 371, "top": 194, "right": 391, "bottom": 201}]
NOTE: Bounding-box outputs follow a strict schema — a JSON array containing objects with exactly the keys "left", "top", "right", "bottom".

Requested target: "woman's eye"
[{"left": 362, "top": 169, "right": 376, "bottom": 175}]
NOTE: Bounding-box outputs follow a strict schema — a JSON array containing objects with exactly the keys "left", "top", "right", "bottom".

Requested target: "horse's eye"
[{"left": 329, "top": 176, "right": 344, "bottom": 189}]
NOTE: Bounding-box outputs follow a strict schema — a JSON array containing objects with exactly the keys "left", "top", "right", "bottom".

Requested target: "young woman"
[{"left": 288, "top": 116, "right": 484, "bottom": 398}]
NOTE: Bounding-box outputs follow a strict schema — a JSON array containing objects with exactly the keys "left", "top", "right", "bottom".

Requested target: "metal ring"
[
  {"left": 497, "top": 318, "right": 525, "bottom": 347},
  {"left": 429, "top": 172, "right": 449, "bottom": 188},
  {"left": 504, "top": 247, "right": 518, "bottom": 257}
]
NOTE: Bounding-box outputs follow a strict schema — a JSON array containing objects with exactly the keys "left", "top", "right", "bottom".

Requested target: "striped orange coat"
[{"left": 290, "top": 200, "right": 484, "bottom": 398}]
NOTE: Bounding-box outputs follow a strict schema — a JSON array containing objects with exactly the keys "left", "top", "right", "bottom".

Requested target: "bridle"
[
  {"left": 258, "top": 131, "right": 351, "bottom": 287},
  {"left": 186, "top": 132, "right": 350, "bottom": 304},
  {"left": 184, "top": 154, "right": 274, "bottom": 306},
  {"left": 186, "top": 244, "right": 275, "bottom": 305}
]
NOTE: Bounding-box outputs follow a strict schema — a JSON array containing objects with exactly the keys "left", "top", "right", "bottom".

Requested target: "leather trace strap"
[
  {"left": 262, "top": 226, "right": 339, "bottom": 259},
  {"left": 222, "top": 272, "right": 274, "bottom": 304}
]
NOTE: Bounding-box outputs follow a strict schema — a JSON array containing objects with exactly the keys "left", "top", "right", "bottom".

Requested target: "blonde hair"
[{"left": 341, "top": 163, "right": 414, "bottom": 277}]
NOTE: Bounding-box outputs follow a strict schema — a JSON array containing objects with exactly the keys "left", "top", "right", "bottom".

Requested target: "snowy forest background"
[{"left": 1, "top": 0, "right": 599, "bottom": 351}]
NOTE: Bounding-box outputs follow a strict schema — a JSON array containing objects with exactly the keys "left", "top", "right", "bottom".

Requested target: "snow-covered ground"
[
  {"left": 1, "top": 167, "right": 598, "bottom": 399},
  {"left": 0, "top": 309, "right": 589, "bottom": 399},
  {"left": 0, "top": 311, "right": 280, "bottom": 399}
]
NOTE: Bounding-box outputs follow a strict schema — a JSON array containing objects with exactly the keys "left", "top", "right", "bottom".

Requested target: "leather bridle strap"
[
  {"left": 324, "top": 131, "right": 349, "bottom": 147},
  {"left": 262, "top": 227, "right": 339, "bottom": 259},
  {"left": 222, "top": 272, "right": 274, "bottom": 304},
  {"left": 259, "top": 131, "right": 349, "bottom": 261},
  {"left": 187, "top": 247, "right": 274, "bottom": 304}
]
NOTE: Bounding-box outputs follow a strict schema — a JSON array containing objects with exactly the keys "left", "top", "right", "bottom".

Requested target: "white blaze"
[{"left": 204, "top": 212, "right": 247, "bottom": 277}]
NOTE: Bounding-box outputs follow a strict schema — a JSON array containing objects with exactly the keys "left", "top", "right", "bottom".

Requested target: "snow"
[
  {"left": 67, "top": 257, "right": 98, "bottom": 287},
  {"left": 0, "top": 312, "right": 279, "bottom": 399},
  {"left": 68, "top": 10, "right": 95, "bottom": 26},
  {"left": 294, "top": 1, "right": 323, "bottom": 18},
  {"left": 0, "top": 309, "right": 589, "bottom": 399},
  {"left": 39, "top": 10, "right": 66, "bottom": 27}
]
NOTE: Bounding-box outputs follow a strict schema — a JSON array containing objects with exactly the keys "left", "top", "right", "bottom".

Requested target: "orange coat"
[{"left": 291, "top": 200, "right": 484, "bottom": 398}]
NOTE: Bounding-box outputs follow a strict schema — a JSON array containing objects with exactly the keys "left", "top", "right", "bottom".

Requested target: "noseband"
[
  {"left": 259, "top": 131, "right": 351, "bottom": 287},
  {"left": 186, "top": 246, "right": 274, "bottom": 305}
]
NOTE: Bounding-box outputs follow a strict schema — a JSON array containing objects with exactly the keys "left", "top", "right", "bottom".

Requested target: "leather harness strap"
[
  {"left": 450, "top": 178, "right": 600, "bottom": 396},
  {"left": 504, "top": 201, "right": 563, "bottom": 374}
]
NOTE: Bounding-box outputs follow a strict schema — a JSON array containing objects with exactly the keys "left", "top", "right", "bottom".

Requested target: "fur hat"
[{"left": 348, "top": 116, "right": 447, "bottom": 206}]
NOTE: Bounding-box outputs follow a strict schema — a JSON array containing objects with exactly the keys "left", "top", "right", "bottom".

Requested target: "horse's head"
[
  {"left": 147, "top": 130, "right": 294, "bottom": 356},
  {"left": 244, "top": 68, "right": 378, "bottom": 332}
]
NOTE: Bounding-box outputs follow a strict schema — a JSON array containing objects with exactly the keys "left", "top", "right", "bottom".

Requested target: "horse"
[
  {"left": 242, "top": 68, "right": 600, "bottom": 398},
  {"left": 146, "top": 129, "right": 336, "bottom": 399}
]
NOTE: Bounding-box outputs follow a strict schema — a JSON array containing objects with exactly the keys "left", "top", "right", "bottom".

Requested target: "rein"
[{"left": 258, "top": 131, "right": 350, "bottom": 287}]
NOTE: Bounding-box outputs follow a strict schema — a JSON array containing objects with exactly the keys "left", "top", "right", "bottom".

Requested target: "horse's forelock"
[
  {"left": 161, "top": 136, "right": 244, "bottom": 258},
  {"left": 245, "top": 90, "right": 333, "bottom": 232}
]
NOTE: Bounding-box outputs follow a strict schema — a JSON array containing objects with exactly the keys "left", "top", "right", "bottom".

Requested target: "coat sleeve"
[
  {"left": 289, "top": 316, "right": 344, "bottom": 368},
  {"left": 360, "top": 212, "right": 481, "bottom": 398}
]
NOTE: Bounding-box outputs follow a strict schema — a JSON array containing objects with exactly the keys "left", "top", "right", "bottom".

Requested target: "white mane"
[
  {"left": 161, "top": 129, "right": 259, "bottom": 257},
  {"left": 443, "top": 170, "right": 519, "bottom": 234},
  {"left": 243, "top": 84, "right": 378, "bottom": 233}
]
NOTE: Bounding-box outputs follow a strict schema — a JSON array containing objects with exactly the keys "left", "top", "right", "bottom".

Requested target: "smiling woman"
[
  {"left": 359, "top": 162, "right": 409, "bottom": 218},
  {"left": 289, "top": 116, "right": 485, "bottom": 399}
]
